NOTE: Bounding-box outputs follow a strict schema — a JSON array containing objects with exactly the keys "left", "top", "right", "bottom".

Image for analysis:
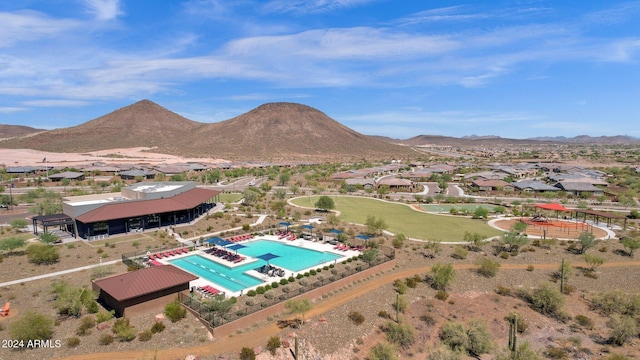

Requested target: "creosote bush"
[
  {"left": 477, "top": 258, "right": 501, "bottom": 278},
  {"left": 164, "top": 300, "right": 187, "bottom": 322},
  {"left": 67, "top": 336, "right": 81, "bottom": 348},
  {"left": 150, "top": 321, "right": 165, "bottom": 334},
  {"left": 348, "top": 311, "right": 365, "bottom": 325}
]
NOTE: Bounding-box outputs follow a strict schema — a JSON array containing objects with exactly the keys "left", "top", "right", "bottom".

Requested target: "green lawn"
[
  {"left": 219, "top": 193, "right": 243, "bottom": 203},
  {"left": 291, "top": 196, "right": 503, "bottom": 242}
]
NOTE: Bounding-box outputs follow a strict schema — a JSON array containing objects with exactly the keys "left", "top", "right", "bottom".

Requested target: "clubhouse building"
[{"left": 34, "top": 182, "right": 220, "bottom": 240}]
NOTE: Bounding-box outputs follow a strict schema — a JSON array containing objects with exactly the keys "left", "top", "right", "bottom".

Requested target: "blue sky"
[{"left": 1, "top": 1, "right": 639, "bottom": 139}]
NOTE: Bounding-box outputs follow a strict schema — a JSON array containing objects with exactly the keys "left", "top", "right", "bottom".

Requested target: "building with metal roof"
[
  {"left": 92, "top": 265, "right": 198, "bottom": 317},
  {"left": 62, "top": 181, "right": 220, "bottom": 240}
]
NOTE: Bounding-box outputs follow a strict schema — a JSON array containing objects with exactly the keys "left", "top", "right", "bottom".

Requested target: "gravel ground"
[{"left": 2, "top": 232, "right": 640, "bottom": 360}]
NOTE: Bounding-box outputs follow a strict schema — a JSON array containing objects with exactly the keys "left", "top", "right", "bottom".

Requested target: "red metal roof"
[
  {"left": 535, "top": 203, "right": 569, "bottom": 211},
  {"left": 93, "top": 265, "right": 198, "bottom": 301},
  {"left": 76, "top": 187, "right": 219, "bottom": 223}
]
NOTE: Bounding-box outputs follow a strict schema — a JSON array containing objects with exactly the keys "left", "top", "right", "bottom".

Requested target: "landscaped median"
[{"left": 290, "top": 195, "right": 503, "bottom": 242}]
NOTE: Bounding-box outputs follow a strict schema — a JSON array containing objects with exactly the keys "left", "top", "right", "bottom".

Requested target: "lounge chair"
[
  {"left": 0, "top": 302, "right": 10, "bottom": 317},
  {"left": 156, "top": 253, "right": 163, "bottom": 258},
  {"left": 169, "top": 250, "right": 176, "bottom": 256},
  {"left": 164, "top": 251, "right": 171, "bottom": 257},
  {"left": 149, "top": 254, "right": 156, "bottom": 260},
  {"left": 182, "top": 247, "right": 188, "bottom": 253}
]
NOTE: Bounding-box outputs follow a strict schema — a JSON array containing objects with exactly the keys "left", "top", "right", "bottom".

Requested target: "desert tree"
[{"left": 285, "top": 299, "right": 312, "bottom": 327}]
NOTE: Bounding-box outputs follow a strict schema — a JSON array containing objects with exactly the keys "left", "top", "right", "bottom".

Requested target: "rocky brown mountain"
[{"left": 0, "top": 100, "right": 413, "bottom": 161}]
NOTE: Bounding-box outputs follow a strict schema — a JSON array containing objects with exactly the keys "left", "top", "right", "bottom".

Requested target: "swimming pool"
[
  {"left": 169, "top": 239, "right": 342, "bottom": 293},
  {"left": 170, "top": 255, "right": 263, "bottom": 292},
  {"left": 236, "top": 240, "right": 341, "bottom": 272}
]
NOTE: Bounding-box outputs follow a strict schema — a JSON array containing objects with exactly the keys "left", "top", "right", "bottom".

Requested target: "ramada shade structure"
[{"left": 535, "top": 203, "right": 569, "bottom": 212}]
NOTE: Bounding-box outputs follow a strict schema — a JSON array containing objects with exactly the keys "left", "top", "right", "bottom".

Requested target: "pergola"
[
  {"left": 571, "top": 209, "right": 627, "bottom": 230},
  {"left": 32, "top": 214, "right": 75, "bottom": 237}
]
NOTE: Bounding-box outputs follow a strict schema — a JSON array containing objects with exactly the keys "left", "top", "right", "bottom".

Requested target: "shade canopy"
[
  {"left": 329, "top": 229, "right": 343, "bottom": 234},
  {"left": 301, "top": 224, "right": 315, "bottom": 230},
  {"left": 535, "top": 203, "right": 569, "bottom": 211},
  {"left": 227, "top": 243, "right": 247, "bottom": 250},
  {"left": 257, "top": 253, "right": 280, "bottom": 261},
  {"left": 279, "top": 221, "right": 292, "bottom": 226},
  {"left": 205, "top": 237, "right": 233, "bottom": 246},
  {"left": 355, "top": 234, "right": 371, "bottom": 240}
]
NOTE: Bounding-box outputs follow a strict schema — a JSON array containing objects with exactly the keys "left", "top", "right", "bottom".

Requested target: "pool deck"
[{"left": 156, "top": 235, "right": 360, "bottom": 298}]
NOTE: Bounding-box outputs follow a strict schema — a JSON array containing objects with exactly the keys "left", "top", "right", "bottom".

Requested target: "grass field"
[
  {"left": 421, "top": 204, "right": 500, "bottom": 213},
  {"left": 219, "top": 192, "right": 243, "bottom": 203},
  {"left": 291, "top": 196, "right": 503, "bottom": 242}
]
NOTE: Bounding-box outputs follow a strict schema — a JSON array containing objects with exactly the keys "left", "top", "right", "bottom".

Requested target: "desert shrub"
[
  {"left": 526, "top": 265, "right": 535, "bottom": 272},
  {"left": 138, "top": 330, "right": 152, "bottom": 342},
  {"left": 496, "top": 285, "right": 513, "bottom": 296},
  {"left": 266, "top": 336, "right": 281, "bottom": 355},
  {"left": 112, "top": 318, "right": 136, "bottom": 342},
  {"left": 245, "top": 299, "right": 255, "bottom": 306},
  {"left": 499, "top": 251, "right": 510, "bottom": 259},
  {"left": 96, "top": 310, "right": 114, "bottom": 323},
  {"left": 164, "top": 300, "right": 187, "bottom": 322},
  {"left": 607, "top": 315, "right": 639, "bottom": 346},
  {"left": 465, "top": 320, "right": 493, "bottom": 355},
  {"left": 348, "top": 311, "right": 365, "bottom": 325},
  {"left": 574, "top": 315, "right": 594, "bottom": 330},
  {"left": 382, "top": 320, "right": 415, "bottom": 348},
  {"left": 9, "top": 311, "right": 54, "bottom": 343},
  {"left": 255, "top": 286, "right": 265, "bottom": 295},
  {"left": 279, "top": 278, "right": 288, "bottom": 285},
  {"left": 26, "top": 243, "right": 60, "bottom": 265},
  {"left": 368, "top": 342, "right": 398, "bottom": 360},
  {"left": 607, "top": 355, "right": 630, "bottom": 360},
  {"left": 76, "top": 315, "right": 96, "bottom": 336},
  {"left": 431, "top": 263, "right": 455, "bottom": 291},
  {"left": 435, "top": 290, "right": 449, "bottom": 301},
  {"left": 99, "top": 333, "right": 114, "bottom": 345},
  {"left": 288, "top": 276, "right": 295, "bottom": 282},
  {"left": 495, "top": 341, "right": 543, "bottom": 360},
  {"left": 394, "top": 279, "right": 407, "bottom": 294},
  {"left": 264, "top": 291, "right": 275, "bottom": 300},
  {"left": 405, "top": 277, "right": 417, "bottom": 288},
  {"left": 420, "top": 314, "right": 436, "bottom": 327},
  {"left": 378, "top": 310, "right": 391, "bottom": 319},
  {"left": 239, "top": 347, "right": 256, "bottom": 360},
  {"left": 477, "top": 258, "right": 501, "bottom": 277},
  {"left": 452, "top": 245, "right": 468, "bottom": 260},
  {"left": 591, "top": 290, "right": 640, "bottom": 317},
  {"left": 150, "top": 321, "right": 165, "bottom": 334},
  {"left": 247, "top": 289, "right": 257, "bottom": 297},
  {"left": 546, "top": 346, "right": 567, "bottom": 359},
  {"left": 439, "top": 319, "right": 492, "bottom": 355},
  {"left": 439, "top": 321, "right": 468, "bottom": 352},
  {"left": 67, "top": 336, "right": 81, "bottom": 348},
  {"left": 270, "top": 282, "right": 279, "bottom": 289},
  {"left": 522, "top": 283, "right": 564, "bottom": 316}
]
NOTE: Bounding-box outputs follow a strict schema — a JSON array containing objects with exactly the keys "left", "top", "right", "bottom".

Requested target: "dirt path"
[{"left": 55, "top": 260, "right": 640, "bottom": 360}]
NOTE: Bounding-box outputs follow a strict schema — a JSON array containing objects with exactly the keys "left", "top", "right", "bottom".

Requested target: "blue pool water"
[
  {"left": 169, "top": 239, "right": 342, "bottom": 293},
  {"left": 235, "top": 240, "right": 341, "bottom": 272},
  {"left": 170, "top": 255, "right": 263, "bottom": 292}
]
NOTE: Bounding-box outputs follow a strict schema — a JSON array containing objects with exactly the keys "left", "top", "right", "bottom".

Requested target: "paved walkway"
[{"left": 0, "top": 259, "right": 121, "bottom": 288}]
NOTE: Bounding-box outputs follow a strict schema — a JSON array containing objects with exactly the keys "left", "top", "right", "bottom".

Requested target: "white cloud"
[
  {"left": 263, "top": 0, "right": 375, "bottom": 15},
  {"left": 81, "top": 0, "right": 122, "bottom": 21},
  {"left": 0, "top": 10, "right": 78, "bottom": 47},
  {"left": 21, "top": 100, "right": 91, "bottom": 107},
  {"left": 0, "top": 107, "right": 25, "bottom": 114}
]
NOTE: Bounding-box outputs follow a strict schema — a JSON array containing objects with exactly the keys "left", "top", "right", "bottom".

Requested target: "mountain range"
[{"left": 0, "top": 100, "right": 637, "bottom": 161}]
